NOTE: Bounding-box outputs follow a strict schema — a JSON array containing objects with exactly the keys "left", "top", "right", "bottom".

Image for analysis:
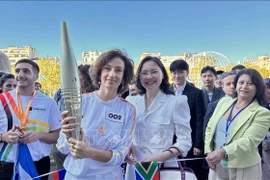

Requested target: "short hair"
[
  {"left": 0, "top": 73, "right": 15, "bottom": 86},
  {"left": 136, "top": 56, "right": 175, "bottom": 95},
  {"left": 231, "top": 65, "right": 245, "bottom": 71},
  {"left": 221, "top": 70, "right": 237, "bottom": 80},
  {"left": 216, "top": 70, "right": 225, "bottom": 75},
  {"left": 35, "top": 82, "right": 42, "bottom": 88},
  {"left": 78, "top": 64, "right": 95, "bottom": 93},
  {"left": 234, "top": 68, "right": 266, "bottom": 106},
  {"left": 169, "top": 59, "right": 189, "bottom": 72},
  {"left": 90, "top": 49, "right": 134, "bottom": 94},
  {"left": 201, "top": 66, "right": 217, "bottom": 76},
  {"left": 15, "top": 59, "right": 40, "bottom": 74}
]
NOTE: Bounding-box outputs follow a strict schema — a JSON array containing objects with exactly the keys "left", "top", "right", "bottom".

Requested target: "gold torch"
[{"left": 60, "top": 21, "right": 82, "bottom": 140}]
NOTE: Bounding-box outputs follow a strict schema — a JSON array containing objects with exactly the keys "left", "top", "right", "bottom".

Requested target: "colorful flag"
[
  {"left": 135, "top": 161, "right": 160, "bottom": 180},
  {"left": 12, "top": 142, "right": 40, "bottom": 180},
  {"left": 51, "top": 169, "right": 66, "bottom": 180}
]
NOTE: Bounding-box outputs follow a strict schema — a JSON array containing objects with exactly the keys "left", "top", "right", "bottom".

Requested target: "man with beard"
[{"left": 0, "top": 59, "right": 61, "bottom": 180}]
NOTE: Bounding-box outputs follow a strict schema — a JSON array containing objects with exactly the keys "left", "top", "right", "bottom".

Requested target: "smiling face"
[
  {"left": 139, "top": 60, "right": 163, "bottom": 92},
  {"left": 15, "top": 63, "right": 38, "bottom": 90},
  {"left": 236, "top": 74, "right": 256, "bottom": 101},
  {"left": 172, "top": 69, "right": 188, "bottom": 87},
  {"left": 99, "top": 57, "right": 125, "bottom": 93}
]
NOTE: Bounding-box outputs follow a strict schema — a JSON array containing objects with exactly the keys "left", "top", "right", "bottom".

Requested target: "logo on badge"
[{"left": 97, "top": 124, "right": 106, "bottom": 136}]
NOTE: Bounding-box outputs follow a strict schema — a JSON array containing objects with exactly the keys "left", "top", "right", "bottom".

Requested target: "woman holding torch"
[{"left": 57, "top": 49, "right": 136, "bottom": 180}]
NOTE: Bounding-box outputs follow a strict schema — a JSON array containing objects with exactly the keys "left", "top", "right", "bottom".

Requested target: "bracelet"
[
  {"left": 169, "top": 147, "right": 183, "bottom": 157},
  {"left": 0, "top": 134, "right": 3, "bottom": 143}
]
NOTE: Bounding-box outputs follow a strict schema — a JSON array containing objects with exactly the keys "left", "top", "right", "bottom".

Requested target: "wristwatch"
[{"left": 0, "top": 134, "right": 3, "bottom": 143}]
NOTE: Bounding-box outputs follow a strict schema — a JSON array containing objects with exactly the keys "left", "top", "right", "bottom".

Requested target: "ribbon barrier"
[{"left": 27, "top": 157, "right": 205, "bottom": 180}]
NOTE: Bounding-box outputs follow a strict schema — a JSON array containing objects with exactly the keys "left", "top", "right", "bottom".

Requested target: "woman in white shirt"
[
  {"left": 57, "top": 49, "right": 136, "bottom": 180},
  {"left": 125, "top": 56, "right": 192, "bottom": 179}
]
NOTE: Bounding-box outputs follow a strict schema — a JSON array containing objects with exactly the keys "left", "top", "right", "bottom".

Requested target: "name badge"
[{"left": 105, "top": 111, "right": 124, "bottom": 123}]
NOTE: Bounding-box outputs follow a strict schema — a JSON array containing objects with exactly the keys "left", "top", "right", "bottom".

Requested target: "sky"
[{"left": 1, "top": 1, "right": 270, "bottom": 63}]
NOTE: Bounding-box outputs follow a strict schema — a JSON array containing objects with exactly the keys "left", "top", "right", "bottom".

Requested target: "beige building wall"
[
  {"left": 81, "top": 50, "right": 102, "bottom": 64},
  {"left": 0, "top": 45, "right": 38, "bottom": 64}
]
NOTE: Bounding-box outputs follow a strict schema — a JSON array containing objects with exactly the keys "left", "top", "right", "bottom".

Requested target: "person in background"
[
  {"left": 215, "top": 70, "right": 225, "bottom": 89},
  {"left": 231, "top": 65, "right": 246, "bottom": 73},
  {"left": 203, "top": 70, "right": 237, "bottom": 141},
  {"left": 35, "top": 82, "right": 42, "bottom": 91},
  {"left": 125, "top": 56, "right": 192, "bottom": 179},
  {"left": 170, "top": 59, "right": 206, "bottom": 180},
  {"left": 262, "top": 78, "right": 270, "bottom": 180},
  {"left": 125, "top": 78, "right": 139, "bottom": 102},
  {"left": 57, "top": 49, "right": 136, "bottom": 180},
  {"left": 201, "top": 66, "right": 225, "bottom": 109},
  {"left": 0, "top": 73, "right": 17, "bottom": 93},
  {"left": 205, "top": 68, "right": 270, "bottom": 180},
  {"left": 78, "top": 64, "right": 96, "bottom": 93}
]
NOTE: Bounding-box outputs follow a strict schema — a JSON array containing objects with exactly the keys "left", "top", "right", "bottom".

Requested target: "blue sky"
[{"left": 0, "top": 1, "right": 270, "bottom": 63}]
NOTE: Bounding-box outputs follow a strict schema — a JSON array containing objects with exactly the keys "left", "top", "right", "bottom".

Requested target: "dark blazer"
[
  {"left": 202, "top": 100, "right": 219, "bottom": 141},
  {"left": 202, "top": 87, "right": 225, "bottom": 109},
  {"left": 182, "top": 82, "right": 205, "bottom": 150}
]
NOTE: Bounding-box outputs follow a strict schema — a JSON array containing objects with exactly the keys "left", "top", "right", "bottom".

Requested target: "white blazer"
[{"left": 128, "top": 90, "right": 192, "bottom": 160}]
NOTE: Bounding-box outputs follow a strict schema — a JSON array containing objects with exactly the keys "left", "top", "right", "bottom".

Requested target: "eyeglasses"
[{"left": 139, "top": 70, "right": 160, "bottom": 77}]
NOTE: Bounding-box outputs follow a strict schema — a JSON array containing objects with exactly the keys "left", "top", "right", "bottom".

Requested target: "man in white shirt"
[{"left": 0, "top": 59, "right": 61, "bottom": 180}]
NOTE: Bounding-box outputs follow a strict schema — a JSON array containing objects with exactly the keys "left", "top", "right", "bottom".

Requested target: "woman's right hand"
[
  {"left": 61, "top": 111, "right": 80, "bottom": 139},
  {"left": 125, "top": 144, "right": 136, "bottom": 165}
]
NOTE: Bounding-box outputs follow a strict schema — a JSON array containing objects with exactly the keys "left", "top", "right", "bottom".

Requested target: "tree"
[{"left": 36, "top": 59, "right": 60, "bottom": 97}]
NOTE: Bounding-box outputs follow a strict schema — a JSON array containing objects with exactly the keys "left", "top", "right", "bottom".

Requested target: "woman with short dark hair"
[{"left": 57, "top": 49, "right": 136, "bottom": 180}]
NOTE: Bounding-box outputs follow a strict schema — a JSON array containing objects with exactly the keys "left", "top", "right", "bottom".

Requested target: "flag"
[
  {"left": 135, "top": 161, "right": 160, "bottom": 180},
  {"left": 51, "top": 169, "right": 66, "bottom": 180},
  {"left": 12, "top": 142, "right": 40, "bottom": 180}
]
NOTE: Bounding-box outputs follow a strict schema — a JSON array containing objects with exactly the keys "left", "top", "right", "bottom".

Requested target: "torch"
[{"left": 60, "top": 21, "right": 82, "bottom": 140}]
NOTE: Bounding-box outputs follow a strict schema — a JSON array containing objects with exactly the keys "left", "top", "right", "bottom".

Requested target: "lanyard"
[
  {"left": 16, "top": 90, "right": 37, "bottom": 130},
  {"left": 223, "top": 100, "right": 253, "bottom": 146}
]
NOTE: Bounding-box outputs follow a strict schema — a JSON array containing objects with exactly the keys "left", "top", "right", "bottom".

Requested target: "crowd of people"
[{"left": 0, "top": 49, "right": 270, "bottom": 180}]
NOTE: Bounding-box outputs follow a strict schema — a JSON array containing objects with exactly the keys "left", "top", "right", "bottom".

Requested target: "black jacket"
[{"left": 182, "top": 82, "right": 205, "bottom": 150}]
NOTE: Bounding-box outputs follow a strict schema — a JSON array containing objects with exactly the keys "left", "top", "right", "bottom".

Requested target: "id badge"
[{"left": 222, "top": 160, "right": 228, "bottom": 167}]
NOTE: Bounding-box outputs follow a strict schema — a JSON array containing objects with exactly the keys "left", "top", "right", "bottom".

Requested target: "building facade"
[
  {"left": 81, "top": 50, "right": 102, "bottom": 64},
  {"left": 139, "top": 52, "right": 193, "bottom": 67},
  {"left": 0, "top": 45, "right": 38, "bottom": 64}
]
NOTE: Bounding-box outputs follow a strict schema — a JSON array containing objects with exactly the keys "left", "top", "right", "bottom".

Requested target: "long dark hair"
[{"left": 136, "top": 56, "right": 174, "bottom": 95}]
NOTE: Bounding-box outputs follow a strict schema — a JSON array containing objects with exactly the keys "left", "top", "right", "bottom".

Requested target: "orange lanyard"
[{"left": 16, "top": 90, "right": 37, "bottom": 130}]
